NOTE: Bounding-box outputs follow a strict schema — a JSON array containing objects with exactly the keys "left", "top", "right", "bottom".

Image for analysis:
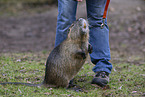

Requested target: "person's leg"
[
  {"left": 86, "top": 0, "right": 112, "bottom": 76},
  {"left": 55, "top": 0, "right": 78, "bottom": 47}
]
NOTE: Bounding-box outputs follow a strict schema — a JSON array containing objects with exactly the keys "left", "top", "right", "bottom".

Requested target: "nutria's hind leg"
[
  {"left": 55, "top": 77, "right": 69, "bottom": 88},
  {"left": 69, "top": 79, "right": 74, "bottom": 85},
  {"left": 68, "top": 79, "right": 75, "bottom": 87},
  {"left": 67, "top": 79, "right": 82, "bottom": 92},
  {"left": 67, "top": 79, "right": 79, "bottom": 89}
]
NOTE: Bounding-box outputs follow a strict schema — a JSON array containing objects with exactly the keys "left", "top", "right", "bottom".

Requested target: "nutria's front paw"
[
  {"left": 81, "top": 52, "right": 86, "bottom": 59},
  {"left": 88, "top": 44, "right": 93, "bottom": 54},
  {"left": 75, "top": 51, "right": 86, "bottom": 59}
]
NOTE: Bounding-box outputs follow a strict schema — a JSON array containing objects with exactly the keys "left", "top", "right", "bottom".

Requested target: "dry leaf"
[
  {"left": 132, "top": 91, "right": 137, "bottom": 93},
  {"left": 18, "top": 88, "right": 22, "bottom": 94},
  {"left": 118, "top": 85, "right": 123, "bottom": 90},
  {"left": 103, "top": 85, "right": 111, "bottom": 90},
  {"left": 44, "top": 92, "right": 51, "bottom": 95}
]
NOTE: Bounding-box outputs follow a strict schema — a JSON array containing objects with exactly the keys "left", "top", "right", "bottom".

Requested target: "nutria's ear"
[
  {"left": 67, "top": 28, "right": 71, "bottom": 34},
  {"left": 67, "top": 28, "right": 71, "bottom": 38},
  {"left": 70, "top": 23, "right": 74, "bottom": 28}
]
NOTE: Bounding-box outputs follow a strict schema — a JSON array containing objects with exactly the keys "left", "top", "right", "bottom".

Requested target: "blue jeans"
[{"left": 55, "top": 0, "right": 112, "bottom": 74}]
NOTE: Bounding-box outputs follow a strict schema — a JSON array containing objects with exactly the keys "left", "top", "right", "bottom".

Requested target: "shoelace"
[{"left": 95, "top": 72, "right": 107, "bottom": 78}]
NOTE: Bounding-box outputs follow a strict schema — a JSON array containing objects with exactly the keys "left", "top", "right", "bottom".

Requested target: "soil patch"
[{"left": 0, "top": 0, "right": 144, "bottom": 59}]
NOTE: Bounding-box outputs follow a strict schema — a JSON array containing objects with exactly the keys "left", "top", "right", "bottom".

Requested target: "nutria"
[{"left": 0, "top": 18, "right": 92, "bottom": 88}]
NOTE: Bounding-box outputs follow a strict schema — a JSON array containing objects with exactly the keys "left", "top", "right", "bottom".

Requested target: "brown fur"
[
  {"left": 0, "top": 18, "right": 92, "bottom": 88},
  {"left": 43, "top": 18, "right": 90, "bottom": 88}
]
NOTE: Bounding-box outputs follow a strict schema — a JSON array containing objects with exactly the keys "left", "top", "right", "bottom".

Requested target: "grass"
[{"left": 0, "top": 52, "right": 145, "bottom": 97}]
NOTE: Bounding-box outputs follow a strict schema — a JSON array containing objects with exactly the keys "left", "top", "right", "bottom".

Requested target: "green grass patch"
[{"left": 0, "top": 53, "right": 145, "bottom": 96}]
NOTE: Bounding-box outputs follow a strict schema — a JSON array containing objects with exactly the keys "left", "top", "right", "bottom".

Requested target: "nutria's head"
[{"left": 68, "top": 18, "right": 89, "bottom": 41}]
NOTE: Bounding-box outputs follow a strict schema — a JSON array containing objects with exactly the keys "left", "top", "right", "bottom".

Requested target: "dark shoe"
[{"left": 91, "top": 72, "right": 109, "bottom": 87}]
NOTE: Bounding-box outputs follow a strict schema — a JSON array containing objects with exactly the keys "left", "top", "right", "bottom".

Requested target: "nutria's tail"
[{"left": 0, "top": 82, "right": 42, "bottom": 87}]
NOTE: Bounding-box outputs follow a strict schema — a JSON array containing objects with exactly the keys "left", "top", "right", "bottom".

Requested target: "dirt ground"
[{"left": 0, "top": 0, "right": 145, "bottom": 59}]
